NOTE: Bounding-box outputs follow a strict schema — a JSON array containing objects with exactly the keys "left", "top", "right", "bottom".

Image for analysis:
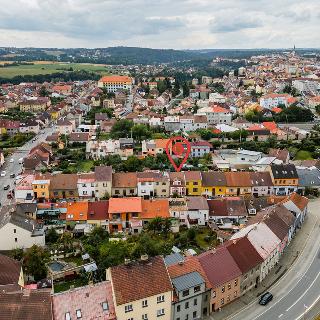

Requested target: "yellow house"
[
  {"left": 19, "top": 98, "right": 49, "bottom": 112},
  {"left": 107, "top": 256, "right": 173, "bottom": 320},
  {"left": 184, "top": 171, "right": 202, "bottom": 196},
  {"left": 201, "top": 172, "right": 227, "bottom": 197},
  {"left": 32, "top": 178, "right": 50, "bottom": 201}
]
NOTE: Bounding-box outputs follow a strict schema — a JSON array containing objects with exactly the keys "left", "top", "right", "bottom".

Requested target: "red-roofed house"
[
  {"left": 197, "top": 105, "right": 232, "bottom": 125},
  {"left": 198, "top": 247, "right": 242, "bottom": 311}
]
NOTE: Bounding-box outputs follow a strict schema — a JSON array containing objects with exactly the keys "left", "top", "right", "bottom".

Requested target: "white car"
[
  {"left": 9, "top": 158, "right": 14, "bottom": 163},
  {"left": 0, "top": 171, "right": 6, "bottom": 177}
]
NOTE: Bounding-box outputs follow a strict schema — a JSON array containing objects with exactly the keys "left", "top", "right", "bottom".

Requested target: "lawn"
[
  {"left": 294, "top": 150, "right": 313, "bottom": 160},
  {"left": 0, "top": 62, "right": 109, "bottom": 78},
  {"left": 53, "top": 277, "right": 87, "bottom": 293},
  {"left": 195, "top": 227, "right": 219, "bottom": 251}
]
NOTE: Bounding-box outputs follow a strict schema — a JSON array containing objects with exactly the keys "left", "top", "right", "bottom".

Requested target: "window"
[
  {"left": 65, "top": 313, "right": 71, "bottom": 320},
  {"left": 157, "top": 295, "right": 165, "bottom": 303},
  {"left": 15, "top": 238, "right": 17, "bottom": 242},
  {"left": 234, "top": 291, "right": 237, "bottom": 297},
  {"left": 234, "top": 279, "right": 238, "bottom": 286},
  {"left": 221, "top": 298, "right": 224, "bottom": 305},
  {"left": 228, "top": 283, "right": 231, "bottom": 290},
  {"left": 102, "top": 302, "right": 109, "bottom": 311},
  {"left": 182, "top": 289, "right": 189, "bottom": 297},
  {"left": 194, "top": 285, "right": 200, "bottom": 293},
  {"left": 193, "top": 311, "right": 197, "bottom": 319},
  {"left": 177, "top": 305, "right": 181, "bottom": 312},
  {"left": 13, "top": 229, "right": 16, "bottom": 233},
  {"left": 212, "top": 291, "right": 216, "bottom": 298},
  {"left": 76, "top": 309, "right": 82, "bottom": 319},
  {"left": 125, "top": 304, "right": 133, "bottom": 313},
  {"left": 221, "top": 286, "right": 225, "bottom": 293},
  {"left": 194, "top": 298, "right": 197, "bottom": 306},
  {"left": 227, "top": 295, "right": 230, "bottom": 302},
  {"left": 142, "top": 299, "right": 148, "bottom": 308},
  {"left": 157, "top": 309, "right": 165, "bottom": 317},
  {"left": 115, "top": 190, "right": 120, "bottom": 194},
  {"left": 142, "top": 314, "right": 148, "bottom": 320}
]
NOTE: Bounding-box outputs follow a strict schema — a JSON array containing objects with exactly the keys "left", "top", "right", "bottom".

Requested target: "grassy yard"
[
  {"left": 294, "top": 150, "right": 313, "bottom": 160},
  {"left": 0, "top": 62, "right": 109, "bottom": 78},
  {"left": 195, "top": 227, "right": 219, "bottom": 251},
  {"left": 53, "top": 277, "right": 87, "bottom": 293}
]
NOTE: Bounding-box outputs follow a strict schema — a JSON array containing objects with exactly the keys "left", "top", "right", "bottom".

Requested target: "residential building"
[
  {"left": 259, "top": 94, "right": 293, "bottom": 109},
  {"left": 169, "top": 172, "right": 186, "bottom": 197},
  {"left": 94, "top": 166, "right": 113, "bottom": 199},
  {"left": 137, "top": 171, "right": 169, "bottom": 198},
  {"left": 107, "top": 256, "right": 173, "bottom": 320},
  {"left": 55, "top": 118, "right": 74, "bottom": 135},
  {"left": 108, "top": 197, "right": 142, "bottom": 233},
  {"left": 225, "top": 172, "right": 252, "bottom": 196},
  {"left": 269, "top": 164, "right": 298, "bottom": 195},
  {"left": 15, "top": 174, "right": 35, "bottom": 203},
  {"left": 198, "top": 247, "right": 242, "bottom": 312},
  {"left": 50, "top": 174, "right": 79, "bottom": 200},
  {"left": 52, "top": 281, "right": 116, "bottom": 320},
  {"left": 112, "top": 172, "right": 137, "bottom": 197},
  {"left": 190, "top": 141, "right": 213, "bottom": 158},
  {"left": 32, "top": 176, "right": 50, "bottom": 202},
  {"left": 87, "top": 200, "right": 109, "bottom": 229},
  {"left": 77, "top": 173, "right": 96, "bottom": 199},
  {"left": 0, "top": 254, "right": 24, "bottom": 289},
  {"left": 197, "top": 106, "right": 232, "bottom": 126},
  {"left": 0, "top": 205, "right": 45, "bottom": 250},
  {"left": 249, "top": 172, "right": 274, "bottom": 197},
  {"left": 183, "top": 196, "right": 209, "bottom": 227},
  {"left": 184, "top": 171, "right": 202, "bottom": 196},
  {"left": 201, "top": 172, "right": 226, "bottom": 197}
]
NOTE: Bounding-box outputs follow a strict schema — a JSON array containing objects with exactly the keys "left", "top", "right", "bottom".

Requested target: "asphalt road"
[
  {"left": 222, "top": 200, "right": 320, "bottom": 320},
  {"left": 0, "top": 126, "right": 55, "bottom": 206}
]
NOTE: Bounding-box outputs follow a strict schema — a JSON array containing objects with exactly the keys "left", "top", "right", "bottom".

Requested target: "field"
[
  {"left": 0, "top": 62, "right": 109, "bottom": 78},
  {"left": 294, "top": 150, "right": 313, "bottom": 160}
]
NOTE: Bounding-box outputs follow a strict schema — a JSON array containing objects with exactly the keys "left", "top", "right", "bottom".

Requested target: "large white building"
[
  {"left": 98, "top": 75, "right": 133, "bottom": 93},
  {"left": 293, "top": 79, "right": 319, "bottom": 94},
  {"left": 259, "top": 94, "right": 292, "bottom": 109}
]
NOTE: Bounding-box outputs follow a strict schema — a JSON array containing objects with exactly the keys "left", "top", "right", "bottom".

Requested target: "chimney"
[
  {"left": 124, "top": 258, "right": 131, "bottom": 265},
  {"left": 140, "top": 254, "right": 149, "bottom": 261},
  {"left": 178, "top": 260, "right": 184, "bottom": 265}
]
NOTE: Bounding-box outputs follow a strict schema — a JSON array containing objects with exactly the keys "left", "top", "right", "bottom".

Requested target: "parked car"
[
  {"left": 9, "top": 158, "right": 14, "bottom": 163},
  {"left": 0, "top": 171, "right": 6, "bottom": 177},
  {"left": 3, "top": 185, "right": 10, "bottom": 190},
  {"left": 259, "top": 292, "right": 273, "bottom": 305},
  {"left": 10, "top": 173, "right": 15, "bottom": 178}
]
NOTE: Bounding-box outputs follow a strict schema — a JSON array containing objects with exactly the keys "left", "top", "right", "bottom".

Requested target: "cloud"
[{"left": 0, "top": 0, "right": 319, "bottom": 49}]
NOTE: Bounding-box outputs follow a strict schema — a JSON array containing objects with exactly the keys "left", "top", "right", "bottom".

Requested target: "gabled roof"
[
  {"left": 208, "top": 197, "right": 247, "bottom": 217},
  {"left": 112, "top": 172, "right": 137, "bottom": 188},
  {"left": 225, "top": 171, "right": 252, "bottom": 187},
  {"left": 198, "top": 247, "right": 242, "bottom": 288},
  {"left": 172, "top": 271, "right": 204, "bottom": 292},
  {"left": 269, "top": 148, "right": 289, "bottom": 163},
  {"left": 184, "top": 171, "right": 202, "bottom": 181},
  {"left": 52, "top": 281, "right": 116, "bottom": 320},
  {"left": 87, "top": 201, "right": 109, "bottom": 221},
  {"left": 51, "top": 174, "right": 78, "bottom": 190},
  {"left": 282, "top": 192, "right": 308, "bottom": 211},
  {"left": 225, "top": 237, "right": 264, "bottom": 273},
  {"left": 110, "top": 256, "right": 172, "bottom": 305},
  {"left": 95, "top": 166, "right": 113, "bottom": 182},
  {"left": 186, "top": 196, "right": 209, "bottom": 211},
  {"left": 0, "top": 289, "right": 52, "bottom": 320},
  {"left": 108, "top": 197, "right": 142, "bottom": 213},
  {"left": 66, "top": 202, "right": 88, "bottom": 221},
  {"left": 141, "top": 199, "right": 169, "bottom": 219},
  {"left": 201, "top": 171, "right": 226, "bottom": 187},
  {"left": 249, "top": 172, "right": 273, "bottom": 187},
  {"left": 271, "top": 164, "right": 298, "bottom": 179},
  {"left": 0, "top": 254, "right": 21, "bottom": 286}
]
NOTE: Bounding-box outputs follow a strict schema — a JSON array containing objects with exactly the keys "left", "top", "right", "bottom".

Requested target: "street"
[
  {"left": 0, "top": 126, "right": 55, "bottom": 206},
  {"left": 215, "top": 200, "right": 320, "bottom": 320}
]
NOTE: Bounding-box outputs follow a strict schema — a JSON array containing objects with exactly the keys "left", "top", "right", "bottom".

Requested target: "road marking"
[
  {"left": 294, "top": 293, "right": 320, "bottom": 320},
  {"left": 278, "top": 314, "right": 283, "bottom": 318},
  {"left": 285, "top": 270, "right": 320, "bottom": 311}
]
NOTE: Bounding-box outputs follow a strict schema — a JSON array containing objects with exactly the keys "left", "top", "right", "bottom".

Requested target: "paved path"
[{"left": 206, "top": 199, "right": 320, "bottom": 320}]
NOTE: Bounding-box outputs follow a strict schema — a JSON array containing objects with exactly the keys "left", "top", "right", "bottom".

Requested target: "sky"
[{"left": 0, "top": 0, "right": 319, "bottom": 49}]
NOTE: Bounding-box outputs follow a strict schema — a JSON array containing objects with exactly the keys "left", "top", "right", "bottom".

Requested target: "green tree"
[
  {"left": 110, "top": 119, "right": 134, "bottom": 139},
  {"left": 46, "top": 228, "right": 59, "bottom": 244},
  {"left": 39, "top": 86, "right": 49, "bottom": 97},
  {"left": 132, "top": 124, "right": 152, "bottom": 143},
  {"left": 10, "top": 248, "right": 24, "bottom": 261},
  {"left": 315, "top": 105, "right": 320, "bottom": 115},
  {"left": 23, "top": 245, "right": 50, "bottom": 281}
]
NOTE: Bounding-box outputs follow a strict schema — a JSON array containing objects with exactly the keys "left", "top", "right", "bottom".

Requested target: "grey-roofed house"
[
  {"left": 171, "top": 271, "right": 206, "bottom": 320},
  {"left": 296, "top": 167, "right": 320, "bottom": 195},
  {"left": 0, "top": 205, "right": 45, "bottom": 250},
  {"left": 182, "top": 196, "right": 209, "bottom": 227}
]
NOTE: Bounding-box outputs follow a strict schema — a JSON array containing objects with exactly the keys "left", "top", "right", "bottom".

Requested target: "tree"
[
  {"left": 39, "top": 86, "right": 49, "bottom": 97},
  {"left": 315, "top": 105, "right": 320, "bottom": 115},
  {"left": 10, "top": 248, "right": 24, "bottom": 261},
  {"left": 132, "top": 124, "right": 152, "bottom": 143},
  {"left": 58, "top": 232, "right": 74, "bottom": 256},
  {"left": 46, "top": 228, "right": 59, "bottom": 244},
  {"left": 23, "top": 245, "right": 50, "bottom": 281},
  {"left": 110, "top": 119, "right": 134, "bottom": 139}
]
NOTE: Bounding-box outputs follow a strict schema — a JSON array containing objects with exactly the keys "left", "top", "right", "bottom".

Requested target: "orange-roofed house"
[
  {"left": 98, "top": 75, "right": 133, "bottom": 93},
  {"left": 65, "top": 202, "right": 89, "bottom": 224},
  {"left": 271, "top": 107, "right": 282, "bottom": 114},
  {"left": 141, "top": 138, "right": 170, "bottom": 157},
  {"left": 52, "top": 84, "right": 72, "bottom": 95},
  {"left": 108, "top": 197, "right": 142, "bottom": 233},
  {"left": 262, "top": 121, "right": 278, "bottom": 134},
  {"left": 141, "top": 199, "right": 170, "bottom": 226}
]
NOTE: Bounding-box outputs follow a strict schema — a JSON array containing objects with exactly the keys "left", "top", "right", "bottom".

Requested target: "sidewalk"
[{"left": 204, "top": 208, "right": 317, "bottom": 320}]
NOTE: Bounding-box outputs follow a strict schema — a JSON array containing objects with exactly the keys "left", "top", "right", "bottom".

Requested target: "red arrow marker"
[{"left": 165, "top": 136, "right": 191, "bottom": 172}]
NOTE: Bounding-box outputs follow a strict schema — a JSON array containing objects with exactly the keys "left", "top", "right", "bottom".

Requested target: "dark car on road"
[
  {"left": 10, "top": 173, "right": 15, "bottom": 178},
  {"left": 259, "top": 292, "right": 273, "bottom": 305},
  {"left": 3, "top": 185, "right": 10, "bottom": 190}
]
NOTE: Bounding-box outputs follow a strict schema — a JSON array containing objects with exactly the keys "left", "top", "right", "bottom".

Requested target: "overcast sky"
[{"left": 0, "top": 0, "right": 319, "bottom": 49}]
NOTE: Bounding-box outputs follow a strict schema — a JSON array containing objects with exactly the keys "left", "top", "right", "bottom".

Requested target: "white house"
[
  {"left": 183, "top": 196, "right": 209, "bottom": 227},
  {"left": 77, "top": 173, "right": 96, "bottom": 199},
  {"left": 197, "top": 106, "right": 232, "bottom": 126},
  {"left": 190, "top": 141, "right": 213, "bottom": 158},
  {"left": 0, "top": 206, "right": 45, "bottom": 250},
  {"left": 259, "top": 94, "right": 292, "bottom": 109},
  {"left": 14, "top": 174, "right": 35, "bottom": 203},
  {"left": 209, "top": 92, "right": 226, "bottom": 104}
]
